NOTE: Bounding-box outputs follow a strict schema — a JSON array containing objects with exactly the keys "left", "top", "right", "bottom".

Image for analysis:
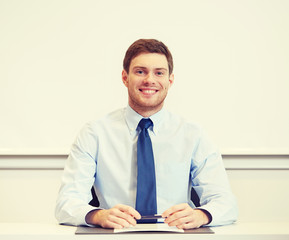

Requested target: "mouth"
[{"left": 139, "top": 88, "right": 158, "bottom": 95}]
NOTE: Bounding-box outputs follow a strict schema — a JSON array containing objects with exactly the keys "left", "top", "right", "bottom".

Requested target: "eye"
[
  {"left": 134, "top": 69, "right": 146, "bottom": 75},
  {"left": 156, "top": 71, "right": 164, "bottom": 76}
]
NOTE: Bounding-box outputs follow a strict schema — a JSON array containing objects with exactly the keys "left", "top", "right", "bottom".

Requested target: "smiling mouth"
[{"left": 139, "top": 89, "right": 158, "bottom": 94}]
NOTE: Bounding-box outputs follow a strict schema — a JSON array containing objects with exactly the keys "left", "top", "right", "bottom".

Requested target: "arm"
[
  {"left": 190, "top": 152, "right": 238, "bottom": 226},
  {"left": 55, "top": 122, "right": 141, "bottom": 228},
  {"left": 163, "top": 131, "right": 238, "bottom": 229},
  {"left": 55, "top": 123, "right": 100, "bottom": 226}
]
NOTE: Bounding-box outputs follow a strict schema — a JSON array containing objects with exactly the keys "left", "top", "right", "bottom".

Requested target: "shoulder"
[
  {"left": 163, "top": 110, "right": 221, "bottom": 161},
  {"left": 89, "top": 108, "right": 125, "bottom": 126},
  {"left": 163, "top": 109, "right": 203, "bottom": 135},
  {"left": 162, "top": 110, "right": 220, "bottom": 159},
  {"left": 70, "top": 108, "right": 126, "bottom": 155},
  {"left": 80, "top": 108, "right": 126, "bottom": 136}
]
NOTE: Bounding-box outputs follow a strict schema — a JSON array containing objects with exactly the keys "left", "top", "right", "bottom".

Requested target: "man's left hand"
[{"left": 162, "top": 203, "right": 209, "bottom": 229}]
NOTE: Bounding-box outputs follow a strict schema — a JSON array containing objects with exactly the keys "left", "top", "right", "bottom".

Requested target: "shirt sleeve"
[
  {"left": 55, "top": 122, "right": 100, "bottom": 226},
  {"left": 190, "top": 130, "right": 238, "bottom": 226}
]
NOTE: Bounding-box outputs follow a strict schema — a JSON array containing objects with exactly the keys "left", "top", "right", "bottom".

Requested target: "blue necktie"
[{"left": 136, "top": 118, "right": 157, "bottom": 222}]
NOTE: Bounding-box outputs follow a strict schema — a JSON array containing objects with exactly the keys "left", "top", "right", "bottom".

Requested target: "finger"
[
  {"left": 172, "top": 210, "right": 207, "bottom": 229},
  {"left": 164, "top": 204, "right": 192, "bottom": 224},
  {"left": 170, "top": 215, "right": 200, "bottom": 229},
  {"left": 165, "top": 210, "right": 189, "bottom": 224},
  {"left": 116, "top": 212, "right": 137, "bottom": 226},
  {"left": 162, "top": 203, "right": 188, "bottom": 218},
  {"left": 109, "top": 208, "right": 133, "bottom": 223},
  {"left": 95, "top": 210, "right": 129, "bottom": 229},
  {"left": 111, "top": 205, "right": 139, "bottom": 225},
  {"left": 115, "top": 204, "right": 141, "bottom": 220},
  {"left": 101, "top": 219, "right": 124, "bottom": 229},
  {"left": 107, "top": 214, "right": 132, "bottom": 228},
  {"left": 176, "top": 219, "right": 203, "bottom": 230},
  {"left": 167, "top": 214, "right": 192, "bottom": 226}
]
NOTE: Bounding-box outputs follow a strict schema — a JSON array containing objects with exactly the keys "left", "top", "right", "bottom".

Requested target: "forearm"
[
  {"left": 191, "top": 147, "right": 238, "bottom": 226},
  {"left": 197, "top": 193, "right": 238, "bottom": 226},
  {"left": 55, "top": 194, "right": 98, "bottom": 226},
  {"left": 55, "top": 128, "right": 98, "bottom": 226}
]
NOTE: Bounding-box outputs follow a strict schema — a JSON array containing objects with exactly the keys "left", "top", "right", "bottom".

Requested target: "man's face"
[{"left": 122, "top": 53, "right": 174, "bottom": 116}]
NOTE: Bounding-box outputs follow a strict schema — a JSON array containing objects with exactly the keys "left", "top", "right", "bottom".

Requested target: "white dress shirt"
[{"left": 55, "top": 106, "right": 238, "bottom": 226}]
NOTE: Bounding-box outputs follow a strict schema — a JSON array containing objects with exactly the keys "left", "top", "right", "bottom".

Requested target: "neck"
[{"left": 128, "top": 102, "right": 163, "bottom": 118}]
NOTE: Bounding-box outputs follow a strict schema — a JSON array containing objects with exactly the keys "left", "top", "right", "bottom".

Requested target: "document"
[{"left": 114, "top": 223, "right": 184, "bottom": 233}]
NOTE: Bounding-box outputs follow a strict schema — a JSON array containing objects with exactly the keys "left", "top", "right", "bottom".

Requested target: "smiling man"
[
  {"left": 122, "top": 52, "right": 174, "bottom": 117},
  {"left": 55, "top": 39, "right": 238, "bottom": 229}
]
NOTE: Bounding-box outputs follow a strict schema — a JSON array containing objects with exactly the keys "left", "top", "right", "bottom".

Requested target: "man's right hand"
[{"left": 85, "top": 204, "right": 141, "bottom": 229}]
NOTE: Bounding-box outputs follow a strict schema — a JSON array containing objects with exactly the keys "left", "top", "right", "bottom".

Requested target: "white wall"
[{"left": 1, "top": 0, "right": 289, "bottom": 155}]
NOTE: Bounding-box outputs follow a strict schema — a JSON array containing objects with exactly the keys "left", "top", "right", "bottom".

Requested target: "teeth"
[{"left": 142, "top": 90, "right": 155, "bottom": 94}]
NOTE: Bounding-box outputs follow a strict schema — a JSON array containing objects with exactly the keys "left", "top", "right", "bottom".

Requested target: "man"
[{"left": 55, "top": 39, "right": 238, "bottom": 229}]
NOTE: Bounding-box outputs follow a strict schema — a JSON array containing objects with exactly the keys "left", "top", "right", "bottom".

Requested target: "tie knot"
[{"left": 138, "top": 118, "right": 153, "bottom": 130}]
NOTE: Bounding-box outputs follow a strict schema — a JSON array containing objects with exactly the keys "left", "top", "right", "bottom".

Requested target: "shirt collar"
[{"left": 125, "top": 105, "right": 165, "bottom": 135}]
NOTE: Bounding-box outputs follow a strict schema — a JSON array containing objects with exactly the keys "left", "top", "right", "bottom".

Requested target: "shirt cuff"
[
  {"left": 75, "top": 205, "right": 101, "bottom": 226},
  {"left": 195, "top": 208, "right": 213, "bottom": 225},
  {"left": 84, "top": 208, "right": 105, "bottom": 227}
]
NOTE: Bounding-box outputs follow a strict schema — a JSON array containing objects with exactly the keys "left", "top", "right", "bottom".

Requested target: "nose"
[{"left": 143, "top": 72, "right": 155, "bottom": 85}]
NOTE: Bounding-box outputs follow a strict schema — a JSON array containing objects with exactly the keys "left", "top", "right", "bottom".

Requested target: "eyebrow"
[
  {"left": 155, "top": 68, "right": 168, "bottom": 72},
  {"left": 132, "top": 66, "right": 168, "bottom": 72}
]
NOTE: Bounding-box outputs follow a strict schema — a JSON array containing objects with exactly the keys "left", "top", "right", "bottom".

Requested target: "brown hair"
[{"left": 123, "top": 39, "right": 173, "bottom": 74}]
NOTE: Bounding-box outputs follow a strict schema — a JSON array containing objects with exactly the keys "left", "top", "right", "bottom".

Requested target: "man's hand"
[
  {"left": 162, "top": 203, "right": 209, "bottom": 229},
  {"left": 85, "top": 204, "right": 141, "bottom": 229}
]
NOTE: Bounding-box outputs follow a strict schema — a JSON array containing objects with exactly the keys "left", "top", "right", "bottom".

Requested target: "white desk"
[{"left": 0, "top": 222, "right": 289, "bottom": 240}]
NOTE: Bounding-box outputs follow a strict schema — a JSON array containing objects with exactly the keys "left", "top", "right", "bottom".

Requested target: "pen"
[{"left": 140, "top": 214, "right": 165, "bottom": 220}]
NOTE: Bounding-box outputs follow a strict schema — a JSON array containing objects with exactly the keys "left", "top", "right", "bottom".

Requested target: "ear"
[
  {"left": 168, "top": 73, "right": 174, "bottom": 88},
  {"left": 122, "top": 70, "right": 129, "bottom": 87}
]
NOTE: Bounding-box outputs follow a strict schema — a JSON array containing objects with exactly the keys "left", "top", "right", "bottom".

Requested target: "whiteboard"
[{"left": 1, "top": 0, "right": 289, "bottom": 155}]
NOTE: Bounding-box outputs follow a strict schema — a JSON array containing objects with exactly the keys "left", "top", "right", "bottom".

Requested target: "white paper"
[{"left": 114, "top": 223, "right": 184, "bottom": 233}]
